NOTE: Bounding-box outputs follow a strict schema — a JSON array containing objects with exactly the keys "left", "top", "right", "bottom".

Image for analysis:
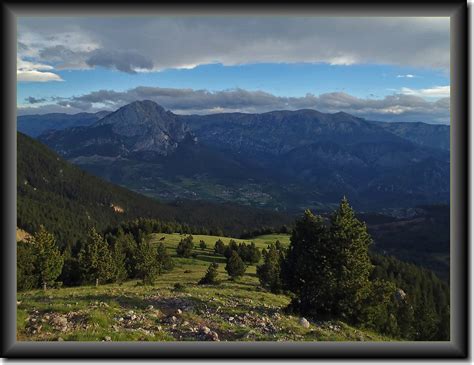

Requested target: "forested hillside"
[{"left": 17, "top": 132, "right": 291, "bottom": 248}]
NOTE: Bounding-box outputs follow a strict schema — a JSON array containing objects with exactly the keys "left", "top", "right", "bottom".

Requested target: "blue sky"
[{"left": 17, "top": 17, "right": 450, "bottom": 123}]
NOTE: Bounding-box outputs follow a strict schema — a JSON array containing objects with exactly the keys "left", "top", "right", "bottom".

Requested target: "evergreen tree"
[
  {"left": 134, "top": 238, "right": 159, "bottom": 285},
  {"left": 29, "top": 225, "right": 64, "bottom": 290},
  {"left": 214, "top": 239, "right": 225, "bottom": 255},
  {"left": 256, "top": 243, "right": 284, "bottom": 293},
  {"left": 112, "top": 238, "right": 128, "bottom": 283},
  {"left": 17, "top": 241, "right": 37, "bottom": 291},
  {"left": 281, "top": 209, "right": 333, "bottom": 318},
  {"left": 329, "top": 197, "right": 373, "bottom": 322},
  {"left": 156, "top": 242, "right": 174, "bottom": 275},
  {"left": 246, "top": 242, "right": 261, "bottom": 264},
  {"left": 78, "top": 227, "right": 115, "bottom": 286},
  {"left": 224, "top": 240, "right": 239, "bottom": 259},
  {"left": 176, "top": 235, "right": 194, "bottom": 257},
  {"left": 199, "top": 240, "right": 207, "bottom": 250},
  {"left": 198, "top": 262, "right": 219, "bottom": 285},
  {"left": 225, "top": 251, "right": 246, "bottom": 279}
]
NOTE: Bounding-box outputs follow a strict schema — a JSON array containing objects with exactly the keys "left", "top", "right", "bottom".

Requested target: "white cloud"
[
  {"left": 17, "top": 57, "right": 63, "bottom": 82},
  {"left": 397, "top": 74, "right": 416, "bottom": 78},
  {"left": 17, "top": 86, "right": 450, "bottom": 124},
  {"left": 400, "top": 85, "right": 450, "bottom": 98}
]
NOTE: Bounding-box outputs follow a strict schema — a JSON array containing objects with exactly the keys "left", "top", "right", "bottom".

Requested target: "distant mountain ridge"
[
  {"left": 35, "top": 100, "right": 449, "bottom": 211},
  {"left": 17, "top": 111, "right": 110, "bottom": 137}
]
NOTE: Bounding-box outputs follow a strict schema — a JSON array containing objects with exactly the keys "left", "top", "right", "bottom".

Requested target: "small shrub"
[{"left": 198, "top": 262, "right": 219, "bottom": 285}]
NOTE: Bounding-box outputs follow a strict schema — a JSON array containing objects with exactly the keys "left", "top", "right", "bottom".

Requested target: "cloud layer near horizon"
[
  {"left": 18, "top": 86, "right": 450, "bottom": 124},
  {"left": 18, "top": 17, "right": 449, "bottom": 80}
]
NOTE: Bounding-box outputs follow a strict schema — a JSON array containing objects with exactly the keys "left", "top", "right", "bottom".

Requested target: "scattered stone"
[
  {"left": 299, "top": 317, "right": 310, "bottom": 329},
  {"left": 170, "top": 316, "right": 177, "bottom": 323},
  {"left": 199, "top": 325, "right": 211, "bottom": 335},
  {"left": 182, "top": 321, "right": 189, "bottom": 326},
  {"left": 207, "top": 331, "right": 220, "bottom": 341},
  {"left": 147, "top": 305, "right": 154, "bottom": 310},
  {"left": 104, "top": 336, "right": 112, "bottom": 341},
  {"left": 175, "top": 309, "right": 182, "bottom": 315},
  {"left": 228, "top": 316, "right": 234, "bottom": 322},
  {"left": 16, "top": 301, "right": 21, "bottom": 306},
  {"left": 57, "top": 337, "right": 64, "bottom": 342}
]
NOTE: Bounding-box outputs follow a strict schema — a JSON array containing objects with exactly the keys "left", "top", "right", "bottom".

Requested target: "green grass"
[{"left": 17, "top": 233, "right": 392, "bottom": 342}]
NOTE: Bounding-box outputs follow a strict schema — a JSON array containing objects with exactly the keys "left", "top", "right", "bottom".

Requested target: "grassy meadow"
[{"left": 17, "top": 233, "right": 391, "bottom": 342}]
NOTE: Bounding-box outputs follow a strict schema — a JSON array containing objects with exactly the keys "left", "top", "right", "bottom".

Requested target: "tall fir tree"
[
  {"left": 329, "top": 197, "right": 373, "bottom": 322},
  {"left": 281, "top": 209, "right": 334, "bottom": 317},
  {"left": 134, "top": 238, "right": 159, "bottom": 285},
  {"left": 29, "top": 225, "right": 64, "bottom": 290},
  {"left": 256, "top": 243, "right": 284, "bottom": 293},
  {"left": 78, "top": 227, "right": 115, "bottom": 286}
]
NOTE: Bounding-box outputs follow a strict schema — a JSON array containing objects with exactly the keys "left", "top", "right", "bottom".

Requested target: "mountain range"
[{"left": 29, "top": 100, "right": 449, "bottom": 212}]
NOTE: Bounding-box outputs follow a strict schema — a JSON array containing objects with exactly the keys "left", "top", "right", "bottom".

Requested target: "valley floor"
[{"left": 17, "top": 233, "right": 393, "bottom": 342}]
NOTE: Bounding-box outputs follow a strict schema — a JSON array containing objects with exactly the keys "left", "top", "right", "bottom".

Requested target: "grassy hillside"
[{"left": 17, "top": 233, "right": 391, "bottom": 342}]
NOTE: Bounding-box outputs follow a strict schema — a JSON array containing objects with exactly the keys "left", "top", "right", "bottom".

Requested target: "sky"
[{"left": 17, "top": 17, "right": 450, "bottom": 124}]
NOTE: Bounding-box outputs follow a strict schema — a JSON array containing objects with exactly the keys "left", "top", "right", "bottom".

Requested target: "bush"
[{"left": 198, "top": 262, "right": 219, "bottom": 285}]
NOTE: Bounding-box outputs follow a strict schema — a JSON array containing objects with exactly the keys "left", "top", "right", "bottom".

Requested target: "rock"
[
  {"left": 182, "top": 321, "right": 189, "bottom": 326},
  {"left": 228, "top": 316, "right": 234, "bottom": 322},
  {"left": 147, "top": 305, "right": 154, "bottom": 310},
  {"left": 104, "top": 336, "right": 112, "bottom": 341},
  {"left": 16, "top": 301, "right": 21, "bottom": 306},
  {"left": 299, "top": 317, "right": 310, "bottom": 329},
  {"left": 170, "top": 316, "right": 177, "bottom": 323},
  {"left": 207, "top": 331, "right": 220, "bottom": 341},
  {"left": 57, "top": 337, "right": 64, "bottom": 341},
  {"left": 199, "top": 325, "right": 211, "bottom": 335},
  {"left": 394, "top": 288, "right": 407, "bottom": 302},
  {"left": 175, "top": 309, "right": 182, "bottom": 315}
]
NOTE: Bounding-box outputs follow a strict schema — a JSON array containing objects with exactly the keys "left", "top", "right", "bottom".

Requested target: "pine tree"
[
  {"left": 281, "top": 209, "right": 333, "bottom": 317},
  {"left": 214, "top": 239, "right": 225, "bottom": 255},
  {"left": 29, "top": 225, "right": 64, "bottom": 290},
  {"left": 256, "top": 243, "right": 284, "bottom": 293},
  {"left": 225, "top": 251, "right": 246, "bottom": 279},
  {"left": 112, "top": 238, "right": 128, "bottom": 283},
  {"left": 176, "top": 235, "right": 194, "bottom": 257},
  {"left": 199, "top": 240, "right": 207, "bottom": 250},
  {"left": 329, "top": 197, "right": 373, "bottom": 322},
  {"left": 78, "top": 227, "right": 115, "bottom": 286},
  {"left": 17, "top": 241, "right": 37, "bottom": 291},
  {"left": 134, "top": 238, "right": 159, "bottom": 285},
  {"left": 198, "top": 262, "right": 219, "bottom": 285},
  {"left": 156, "top": 242, "right": 174, "bottom": 275}
]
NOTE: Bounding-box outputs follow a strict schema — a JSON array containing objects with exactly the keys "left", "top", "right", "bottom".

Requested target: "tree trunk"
[
  {"left": 43, "top": 282, "right": 47, "bottom": 291},
  {"left": 95, "top": 278, "right": 99, "bottom": 287}
]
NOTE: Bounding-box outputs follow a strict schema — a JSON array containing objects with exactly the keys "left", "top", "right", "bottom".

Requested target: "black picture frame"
[{"left": 1, "top": 1, "right": 469, "bottom": 359}]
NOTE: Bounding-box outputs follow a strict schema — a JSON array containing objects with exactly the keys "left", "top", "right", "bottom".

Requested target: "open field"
[{"left": 17, "top": 233, "right": 392, "bottom": 342}]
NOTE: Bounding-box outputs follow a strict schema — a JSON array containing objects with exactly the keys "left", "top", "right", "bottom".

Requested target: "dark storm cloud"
[{"left": 18, "top": 17, "right": 450, "bottom": 73}]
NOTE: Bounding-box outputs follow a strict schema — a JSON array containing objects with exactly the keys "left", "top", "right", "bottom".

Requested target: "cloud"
[
  {"left": 25, "top": 96, "right": 47, "bottom": 104},
  {"left": 400, "top": 85, "right": 450, "bottom": 98},
  {"left": 85, "top": 49, "right": 154, "bottom": 73},
  {"left": 17, "top": 56, "right": 63, "bottom": 82},
  {"left": 17, "top": 17, "right": 450, "bottom": 73},
  {"left": 397, "top": 74, "right": 416, "bottom": 78},
  {"left": 17, "top": 86, "right": 450, "bottom": 124}
]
